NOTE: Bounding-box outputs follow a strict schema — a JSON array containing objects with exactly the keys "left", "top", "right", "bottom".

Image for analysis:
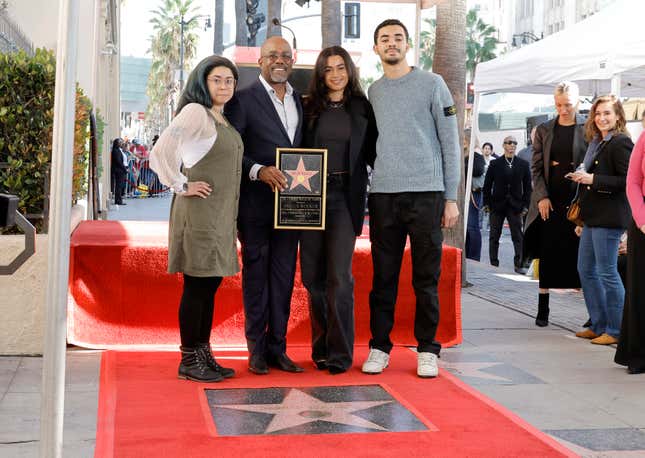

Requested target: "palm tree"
[
  {"left": 213, "top": 0, "right": 224, "bottom": 54},
  {"left": 465, "top": 8, "right": 497, "bottom": 81},
  {"left": 433, "top": 0, "right": 466, "bottom": 254},
  {"left": 267, "top": 0, "right": 282, "bottom": 37},
  {"left": 235, "top": 0, "right": 247, "bottom": 46},
  {"left": 145, "top": 0, "right": 201, "bottom": 131},
  {"left": 321, "top": 0, "right": 341, "bottom": 48}
]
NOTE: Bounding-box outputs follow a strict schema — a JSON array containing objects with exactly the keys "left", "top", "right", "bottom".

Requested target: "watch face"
[{"left": 183, "top": 183, "right": 188, "bottom": 192}]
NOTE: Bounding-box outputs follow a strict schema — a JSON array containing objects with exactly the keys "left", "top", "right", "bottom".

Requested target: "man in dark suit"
[
  {"left": 225, "top": 36, "right": 304, "bottom": 374},
  {"left": 483, "top": 135, "right": 532, "bottom": 273},
  {"left": 110, "top": 138, "right": 128, "bottom": 205}
]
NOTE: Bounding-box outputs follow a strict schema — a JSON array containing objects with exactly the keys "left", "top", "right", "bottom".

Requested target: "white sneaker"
[
  {"left": 417, "top": 352, "right": 438, "bottom": 378},
  {"left": 362, "top": 348, "right": 390, "bottom": 374}
]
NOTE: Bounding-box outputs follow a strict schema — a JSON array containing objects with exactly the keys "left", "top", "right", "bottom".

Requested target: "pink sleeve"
[{"left": 626, "top": 131, "right": 645, "bottom": 228}]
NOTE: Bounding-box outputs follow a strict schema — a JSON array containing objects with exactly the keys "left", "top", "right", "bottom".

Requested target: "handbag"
[{"left": 567, "top": 184, "right": 584, "bottom": 226}]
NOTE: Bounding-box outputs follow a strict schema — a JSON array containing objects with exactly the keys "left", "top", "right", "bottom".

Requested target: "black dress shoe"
[
  {"left": 248, "top": 354, "right": 269, "bottom": 375},
  {"left": 268, "top": 354, "right": 304, "bottom": 373},
  {"left": 628, "top": 366, "right": 645, "bottom": 375},
  {"left": 314, "top": 359, "right": 327, "bottom": 370},
  {"left": 328, "top": 365, "right": 347, "bottom": 375}
]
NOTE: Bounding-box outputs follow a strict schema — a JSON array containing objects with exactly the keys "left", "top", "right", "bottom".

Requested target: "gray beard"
[{"left": 270, "top": 70, "right": 288, "bottom": 83}]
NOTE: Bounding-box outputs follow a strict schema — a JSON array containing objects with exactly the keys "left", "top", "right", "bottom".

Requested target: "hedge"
[{"left": 0, "top": 48, "right": 103, "bottom": 233}]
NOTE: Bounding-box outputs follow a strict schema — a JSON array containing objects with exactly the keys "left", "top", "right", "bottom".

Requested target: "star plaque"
[
  {"left": 205, "top": 385, "right": 430, "bottom": 436},
  {"left": 274, "top": 148, "right": 327, "bottom": 230}
]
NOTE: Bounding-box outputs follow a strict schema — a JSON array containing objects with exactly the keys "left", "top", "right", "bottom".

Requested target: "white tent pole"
[
  {"left": 611, "top": 74, "right": 621, "bottom": 98},
  {"left": 40, "top": 0, "right": 79, "bottom": 456},
  {"left": 463, "top": 91, "right": 480, "bottom": 242},
  {"left": 414, "top": 0, "right": 421, "bottom": 66}
]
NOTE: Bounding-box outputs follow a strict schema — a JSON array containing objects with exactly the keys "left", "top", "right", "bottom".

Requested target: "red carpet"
[
  {"left": 68, "top": 221, "right": 461, "bottom": 348},
  {"left": 95, "top": 346, "right": 575, "bottom": 458}
]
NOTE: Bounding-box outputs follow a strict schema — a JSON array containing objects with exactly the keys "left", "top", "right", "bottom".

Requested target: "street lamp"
[
  {"left": 511, "top": 31, "right": 543, "bottom": 47},
  {"left": 179, "top": 14, "right": 212, "bottom": 92}
]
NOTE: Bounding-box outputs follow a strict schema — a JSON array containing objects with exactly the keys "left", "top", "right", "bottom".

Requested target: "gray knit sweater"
[{"left": 368, "top": 67, "right": 461, "bottom": 200}]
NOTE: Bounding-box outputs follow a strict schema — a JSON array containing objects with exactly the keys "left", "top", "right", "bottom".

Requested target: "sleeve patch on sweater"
[{"left": 443, "top": 105, "right": 457, "bottom": 117}]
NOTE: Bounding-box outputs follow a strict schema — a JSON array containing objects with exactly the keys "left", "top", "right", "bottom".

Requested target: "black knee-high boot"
[{"left": 535, "top": 293, "right": 549, "bottom": 327}]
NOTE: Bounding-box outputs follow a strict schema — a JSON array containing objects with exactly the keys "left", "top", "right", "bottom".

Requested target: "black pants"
[
  {"left": 300, "top": 185, "right": 356, "bottom": 370},
  {"left": 238, "top": 219, "right": 299, "bottom": 359},
  {"left": 111, "top": 171, "right": 126, "bottom": 204},
  {"left": 368, "top": 192, "right": 444, "bottom": 355},
  {"left": 489, "top": 208, "right": 523, "bottom": 267},
  {"left": 178, "top": 274, "right": 222, "bottom": 348}
]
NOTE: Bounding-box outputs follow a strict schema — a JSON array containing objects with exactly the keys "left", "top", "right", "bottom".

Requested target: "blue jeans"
[
  {"left": 466, "top": 191, "right": 482, "bottom": 261},
  {"left": 577, "top": 226, "right": 625, "bottom": 337}
]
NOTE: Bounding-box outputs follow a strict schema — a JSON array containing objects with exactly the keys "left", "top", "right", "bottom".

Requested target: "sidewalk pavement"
[{"left": 1, "top": 196, "right": 643, "bottom": 457}]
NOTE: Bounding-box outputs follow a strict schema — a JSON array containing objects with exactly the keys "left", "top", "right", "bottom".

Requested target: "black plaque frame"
[{"left": 274, "top": 148, "right": 327, "bottom": 230}]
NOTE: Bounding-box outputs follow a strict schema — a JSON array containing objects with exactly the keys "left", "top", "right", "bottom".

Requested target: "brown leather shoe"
[
  {"left": 590, "top": 333, "right": 619, "bottom": 345},
  {"left": 575, "top": 329, "right": 599, "bottom": 339}
]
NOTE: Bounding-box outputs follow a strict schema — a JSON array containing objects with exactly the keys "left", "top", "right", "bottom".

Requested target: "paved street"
[{"left": 1, "top": 196, "right": 643, "bottom": 457}]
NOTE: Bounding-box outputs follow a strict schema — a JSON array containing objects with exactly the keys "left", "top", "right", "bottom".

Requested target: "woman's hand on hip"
[{"left": 183, "top": 181, "right": 212, "bottom": 198}]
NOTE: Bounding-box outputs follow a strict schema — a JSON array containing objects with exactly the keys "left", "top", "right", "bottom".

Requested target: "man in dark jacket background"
[{"left": 483, "top": 135, "right": 532, "bottom": 273}]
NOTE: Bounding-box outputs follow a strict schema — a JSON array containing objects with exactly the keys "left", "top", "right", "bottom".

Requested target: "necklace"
[
  {"left": 328, "top": 100, "right": 344, "bottom": 108},
  {"left": 504, "top": 155, "right": 514, "bottom": 168}
]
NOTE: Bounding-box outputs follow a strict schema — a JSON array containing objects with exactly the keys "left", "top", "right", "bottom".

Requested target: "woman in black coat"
[
  {"left": 300, "top": 46, "right": 377, "bottom": 374},
  {"left": 569, "top": 95, "right": 633, "bottom": 346},
  {"left": 523, "top": 82, "right": 587, "bottom": 327}
]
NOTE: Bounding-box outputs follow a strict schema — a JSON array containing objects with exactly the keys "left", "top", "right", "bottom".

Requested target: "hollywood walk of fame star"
[
  {"left": 439, "top": 361, "right": 512, "bottom": 382},
  {"left": 217, "top": 388, "right": 393, "bottom": 434},
  {"left": 285, "top": 156, "right": 319, "bottom": 192}
]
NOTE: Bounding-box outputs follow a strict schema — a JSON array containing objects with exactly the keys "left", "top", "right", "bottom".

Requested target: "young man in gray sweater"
[{"left": 362, "top": 19, "right": 460, "bottom": 378}]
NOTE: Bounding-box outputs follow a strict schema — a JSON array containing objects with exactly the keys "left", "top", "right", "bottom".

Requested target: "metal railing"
[{"left": 0, "top": 12, "right": 34, "bottom": 56}]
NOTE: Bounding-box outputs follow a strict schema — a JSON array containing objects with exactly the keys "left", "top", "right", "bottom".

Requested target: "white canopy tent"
[{"left": 464, "top": 0, "right": 645, "bottom": 240}]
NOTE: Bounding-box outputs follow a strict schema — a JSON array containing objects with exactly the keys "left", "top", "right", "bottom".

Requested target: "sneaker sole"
[
  {"left": 362, "top": 364, "right": 389, "bottom": 375},
  {"left": 417, "top": 372, "right": 438, "bottom": 378}
]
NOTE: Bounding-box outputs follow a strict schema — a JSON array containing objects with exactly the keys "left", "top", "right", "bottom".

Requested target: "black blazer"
[
  {"left": 111, "top": 146, "right": 127, "bottom": 175},
  {"left": 483, "top": 156, "right": 532, "bottom": 214},
  {"left": 302, "top": 96, "right": 377, "bottom": 236},
  {"left": 225, "top": 80, "right": 304, "bottom": 224},
  {"left": 578, "top": 133, "right": 633, "bottom": 229}
]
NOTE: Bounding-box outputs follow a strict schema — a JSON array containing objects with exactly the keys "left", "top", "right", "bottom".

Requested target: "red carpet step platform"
[
  {"left": 68, "top": 221, "right": 461, "bottom": 348},
  {"left": 94, "top": 347, "right": 575, "bottom": 458}
]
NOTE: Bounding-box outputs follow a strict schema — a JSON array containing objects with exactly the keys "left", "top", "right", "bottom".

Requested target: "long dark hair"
[
  {"left": 304, "top": 46, "right": 365, "bottom": 121},
  {"left": 176, "top": 55, "right": 239, "bottom": 115}
]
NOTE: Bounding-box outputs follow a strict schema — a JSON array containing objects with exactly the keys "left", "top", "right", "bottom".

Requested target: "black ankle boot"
[
  {"left": 535, "top": 293, "right": 549, "bottom": 327},
  {"left": 178, "top": 346, "right": 223, "bottom": 382},
  {"left": 197, "top": 343, "right": 235, "bottom": 379}
]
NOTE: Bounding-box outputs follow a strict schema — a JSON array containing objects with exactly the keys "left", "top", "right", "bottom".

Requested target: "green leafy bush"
[
  {"left": 0, "top": 48, "right": 55, "bottom": 231},
  {"left": 0, "top": 49, "right": 103, "bottom": 232}
]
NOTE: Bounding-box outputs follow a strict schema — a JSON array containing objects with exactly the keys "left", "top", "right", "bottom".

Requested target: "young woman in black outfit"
[{"left": 300, "top": 46, "right": 377, "bottom": 374}]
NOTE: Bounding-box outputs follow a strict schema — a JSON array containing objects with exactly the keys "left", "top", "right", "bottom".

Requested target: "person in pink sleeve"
[{"left": 615, "top": 119, "right": 645, "bottom": 374}]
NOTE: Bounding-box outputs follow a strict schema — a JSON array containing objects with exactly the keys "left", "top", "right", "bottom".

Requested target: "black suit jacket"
[
  {"left": 483, "top": 156, "right": 532, "bottom": 214},
  {"left": 111, "top": 146, "right": 127, "bottom": 175},
  {"left": 225, "top": 80, "right": 304, "bottom": 224},
  {"left": 302, "top": 96, "right": 377, "bottom": 236},
  {"left": 578, "top": 133, "right": 633, "bottom": 229}
]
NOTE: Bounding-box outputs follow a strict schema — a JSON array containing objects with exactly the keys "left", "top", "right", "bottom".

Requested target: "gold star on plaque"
[{"left": 285, "top": 156, "right": 319, "bottom": 192}]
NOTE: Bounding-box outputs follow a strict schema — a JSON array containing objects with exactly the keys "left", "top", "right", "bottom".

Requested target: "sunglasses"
[{"left": 504, "top": 141, "right": 518, "bottom": 145}]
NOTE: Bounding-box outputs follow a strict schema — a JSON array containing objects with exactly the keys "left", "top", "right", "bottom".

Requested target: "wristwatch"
[{"left": 182, "top": 182, "right": 188, "bottom": 192}]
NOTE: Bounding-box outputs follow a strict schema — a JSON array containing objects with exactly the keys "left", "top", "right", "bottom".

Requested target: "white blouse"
[{"left": 149, "top": 103, "right": 219, "bottom": 193}]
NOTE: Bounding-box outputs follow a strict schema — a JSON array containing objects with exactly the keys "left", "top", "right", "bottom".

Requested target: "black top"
[
  {"left": 548, "top": 123, "right": 577, "bottom": 211},
  {"left": 317, "top": 106, "right": 351, "bottom": 173},
  {"left": 483, "top": 155, "right": 532, "bottom": 213}
]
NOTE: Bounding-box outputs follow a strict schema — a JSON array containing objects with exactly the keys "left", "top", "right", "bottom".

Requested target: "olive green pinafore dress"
[{"left": 167, "top": 108, "right": 243, "bottom": 277}]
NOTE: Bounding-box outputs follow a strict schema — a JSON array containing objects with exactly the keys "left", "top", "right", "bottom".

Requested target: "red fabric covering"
[
  {"left": 68, "top": 221, "right": 461, "bottom": 348},
  {"left": 94, "top": 347, "right": 576, "bottom": 458}
]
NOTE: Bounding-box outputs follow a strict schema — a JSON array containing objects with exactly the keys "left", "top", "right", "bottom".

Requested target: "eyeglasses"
[
  {"left": 207, "top": 77, "right": 235, "bottom": 87},
  {"left": 262, "top": 53, "right": 293, "bottom": 63},
  {"left": 504, "top": 141, "right": 518, "bottom": 145}
]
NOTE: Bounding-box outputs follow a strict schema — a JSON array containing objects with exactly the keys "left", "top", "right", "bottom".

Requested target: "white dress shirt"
[{"left": 250, "top": 75, "right": 299, "bottom": 180}]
